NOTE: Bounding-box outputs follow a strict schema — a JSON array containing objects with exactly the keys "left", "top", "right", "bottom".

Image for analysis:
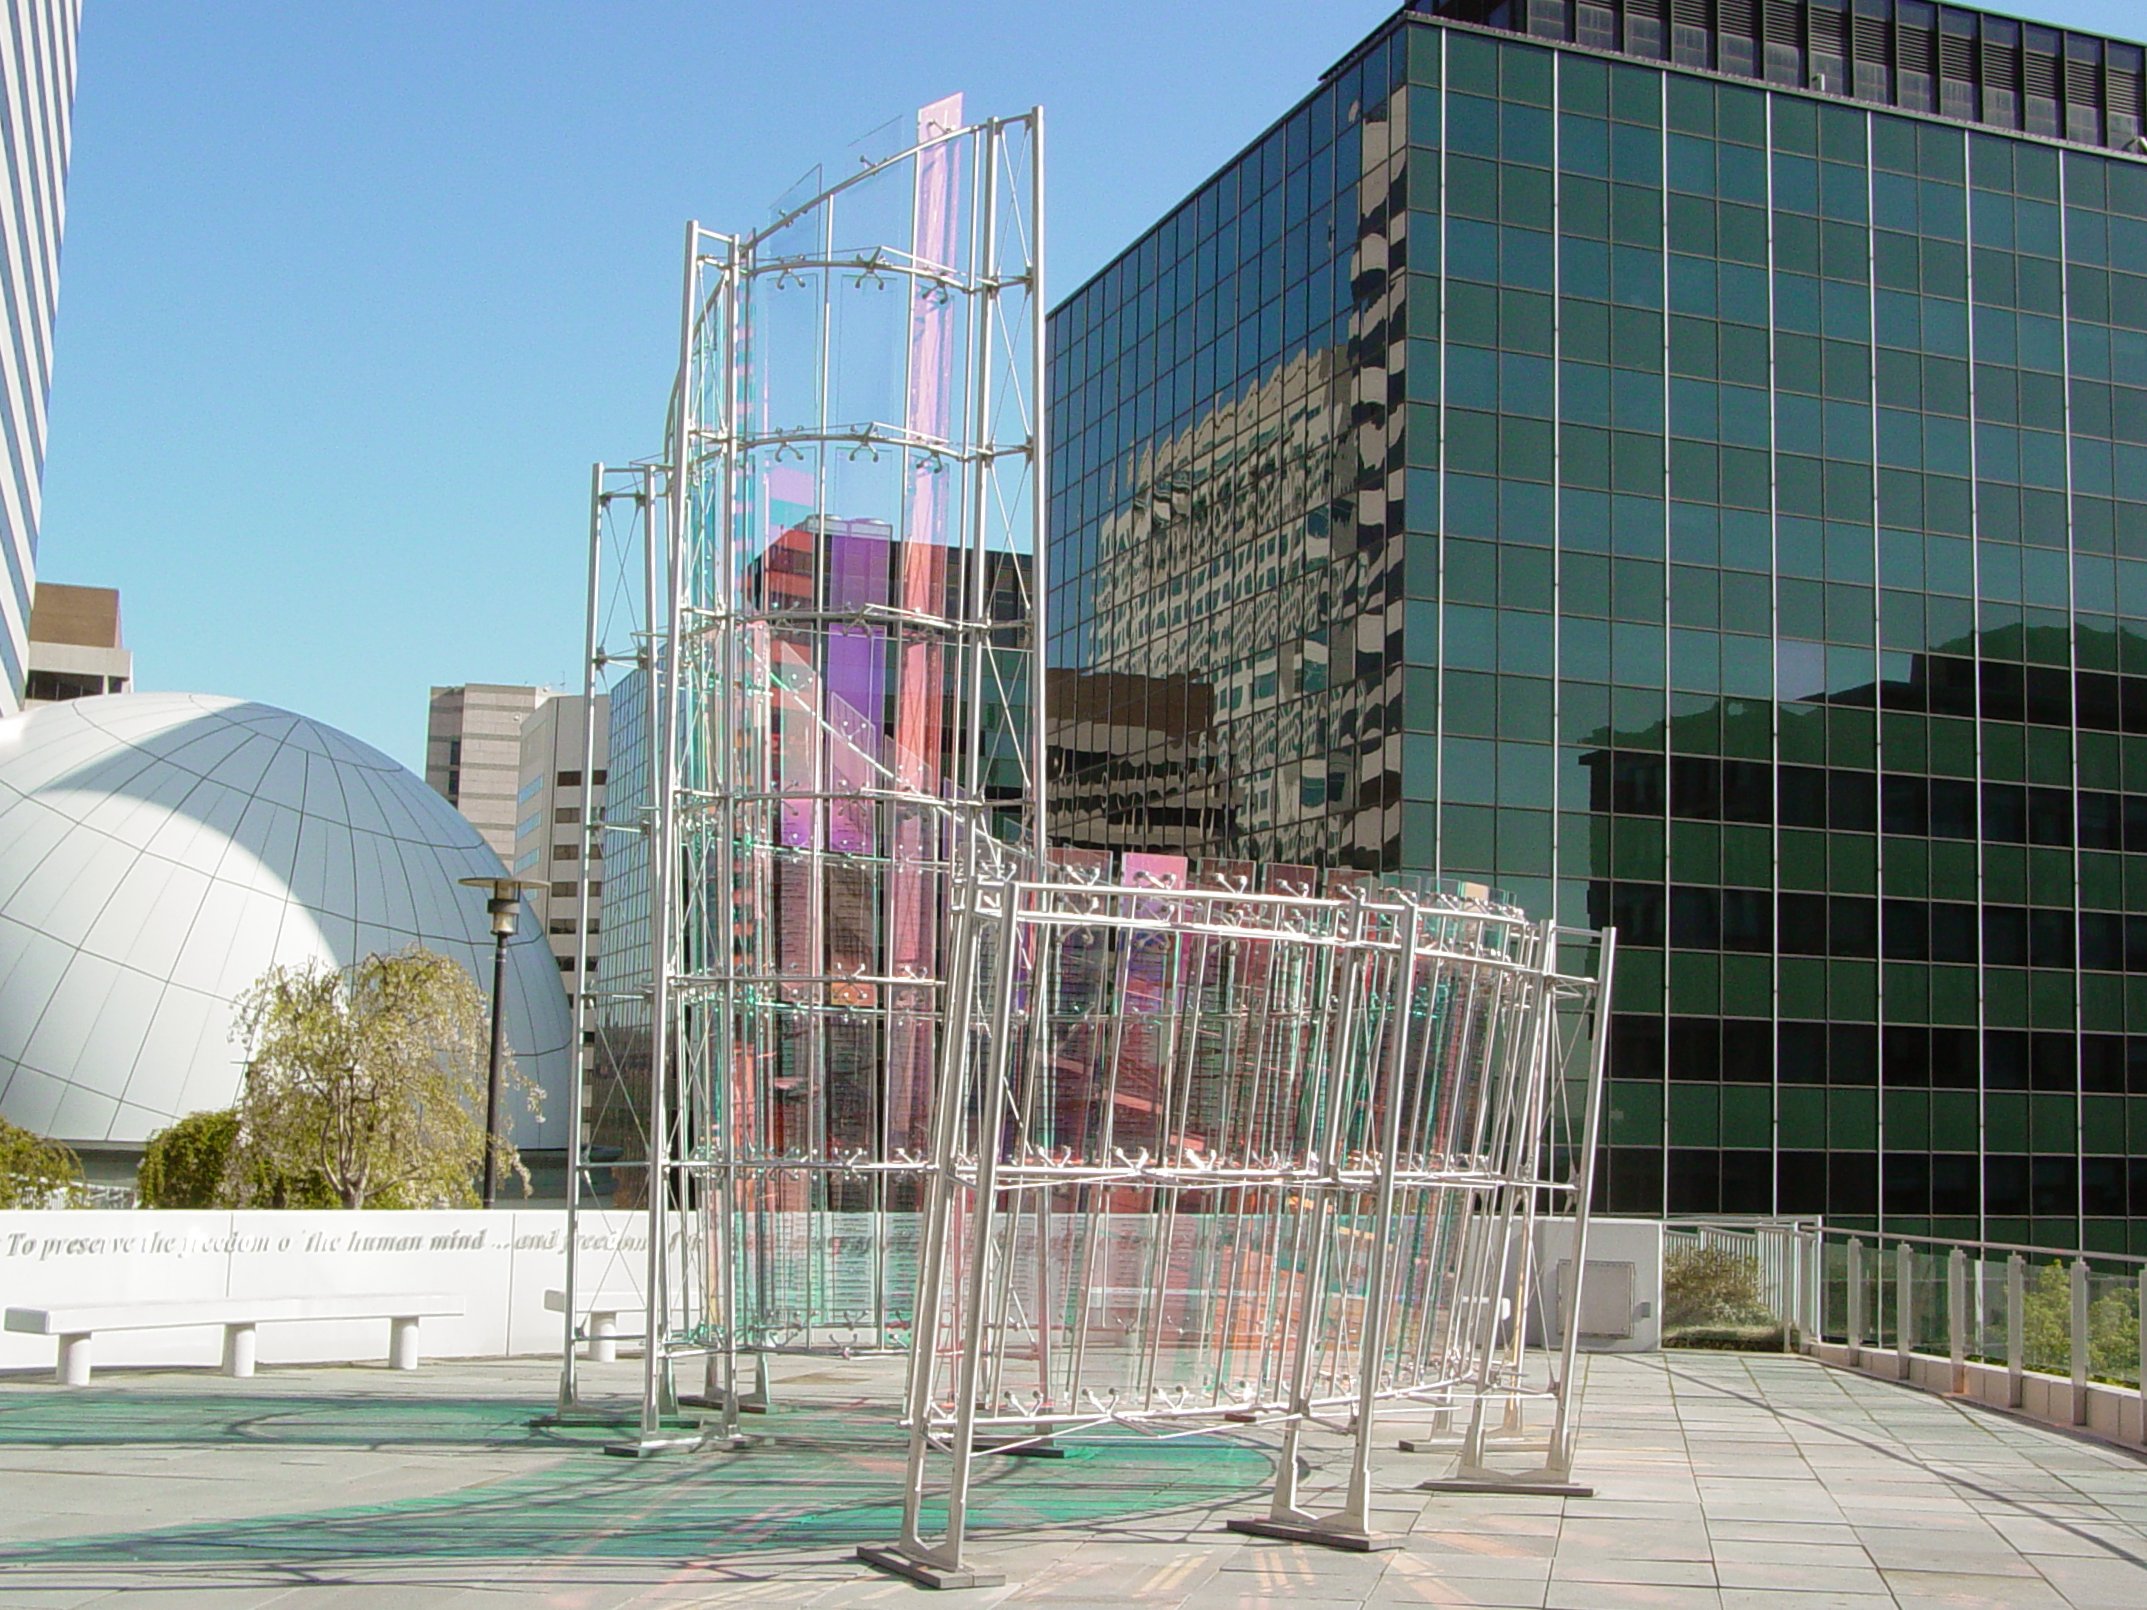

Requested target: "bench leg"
[
  {"left": 222, "top": 1322, "right": 258, "bottom": 1379},
  {"left": 390, "top": 1316, "right": 421, "bottom": 1371},
  {"left": 589, "top": 1311, "right": 618, "bottom": 1364},
  {"left": 56, "top": 1333, "right": 90, "bottom": 1387}
]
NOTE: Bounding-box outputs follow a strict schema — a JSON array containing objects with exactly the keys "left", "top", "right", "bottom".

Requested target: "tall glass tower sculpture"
[{"left": 564, "top": 100, "right": 1047, "bottom": 1447}]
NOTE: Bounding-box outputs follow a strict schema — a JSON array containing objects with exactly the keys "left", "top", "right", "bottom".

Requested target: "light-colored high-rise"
[
  {"left": 424, "top": 683, "right": 548, "bottom": 862},
  {"left": 510, "top": 693, "right": 608, "bottom": 1032},
  {"left": 0, "top": 0, "right": 83, "bottom": 717}
]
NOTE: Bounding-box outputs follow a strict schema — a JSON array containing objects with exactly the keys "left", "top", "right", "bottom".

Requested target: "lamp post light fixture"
[{"left": 459, "top": 875, "right": 545, "bottom": 1207}]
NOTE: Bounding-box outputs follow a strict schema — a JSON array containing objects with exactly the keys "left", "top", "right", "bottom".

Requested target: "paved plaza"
[{"left": 2, "top": 1350, "right": 2145, "bottom": 1608}]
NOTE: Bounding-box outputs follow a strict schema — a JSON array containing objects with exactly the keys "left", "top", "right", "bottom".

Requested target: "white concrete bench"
[
  {"left": 544, "top": 1287, "right": 643, "bottom": 1363},
  {"left": 4, "top": 1294, "right": 465, "bottom": 1386}
]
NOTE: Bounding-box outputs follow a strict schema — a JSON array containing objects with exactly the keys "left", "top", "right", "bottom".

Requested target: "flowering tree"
[{"left": 227, "top": 945, "right": 540, "bottom": 1209}]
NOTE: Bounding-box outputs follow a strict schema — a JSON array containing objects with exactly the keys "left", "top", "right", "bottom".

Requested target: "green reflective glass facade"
[{"left": 1047, "top": 5, "right": 2147, "bottom": 1250}]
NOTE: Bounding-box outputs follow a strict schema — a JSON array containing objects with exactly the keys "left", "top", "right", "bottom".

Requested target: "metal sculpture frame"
[
  {"left": 560, "top": 101, "right": 1047, "bottom": 1450},
  {"left": 861, "top": 851, "right": 1614, "bottom": 1586}
]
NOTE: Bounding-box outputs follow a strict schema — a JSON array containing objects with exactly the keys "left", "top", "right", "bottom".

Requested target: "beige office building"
[
  {"left": 509, "top": 693, "right": 609, "bottom": 1024},
  {"left": 424, "top": 683, "right": 548, "bottom": 863},
  {"left": 23, "top": 583, "right": 131, "bottom": 704}
]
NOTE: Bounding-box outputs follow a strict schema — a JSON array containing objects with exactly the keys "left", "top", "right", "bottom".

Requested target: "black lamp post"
[{"left": 460, "top": 875, "right": 544, "bottom": 1207}]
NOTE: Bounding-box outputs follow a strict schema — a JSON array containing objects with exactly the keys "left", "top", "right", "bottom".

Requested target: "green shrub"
[
  {"left": 0, "top": 1117, "right": 85, "bottom": 1208},
  {"left": 138, "top": 1109, "right": 240, "bottom": 1208},
  {"left": 1664, "top": 1243, "right": 1777, "bottom": 1344}
]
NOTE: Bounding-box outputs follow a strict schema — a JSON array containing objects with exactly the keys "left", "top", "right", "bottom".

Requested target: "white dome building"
[{"left": 0, "top": 693, "right": 572, "bottom": 1153}]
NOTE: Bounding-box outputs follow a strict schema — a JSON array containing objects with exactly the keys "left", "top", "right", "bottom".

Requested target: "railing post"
[
  {"left": 2137, "top": 1266, "right": 2146, "bottom": 1446},
  {"left": 1895, "top": 1240, "right": 1913, "bottom": 1380},
  {"left": 1947, "top": 1246, "right": 1966, "bottom": 1394},
  {"left": 2006, "top": 1253, "right": 2025, "bottom": 1409},
  {"left": 2071, "top": 1258, "right": 2091, "bottom": 1428},
  {"left": 1847, "top": 1237, "right": 1864, "bottom": 1362}
]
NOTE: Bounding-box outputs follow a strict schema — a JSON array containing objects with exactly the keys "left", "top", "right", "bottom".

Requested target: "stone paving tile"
[{"left": 10, "top": 1350, "right": 2147, "bottom": 1606}]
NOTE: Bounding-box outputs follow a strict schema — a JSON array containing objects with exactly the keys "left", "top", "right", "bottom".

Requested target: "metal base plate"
[
  {"left": 675, "top": 1393, "right": 769, "bottom": 1415},
  {"left": 1417, "top": 1478, "right": 1593, "bottom": 1497},
  {"left": 974, "top": 1435, "right": 1068, "bottom": 1458},
  {"left": 856, "top": 1544, "right": 1007, "bottom": 1589},
  {"left": 1225, "top": 1517, "right": 1398, "bottom": 1552},
  {"left": 602, "top": 1433, "right": 750, "bottom": 1459}
]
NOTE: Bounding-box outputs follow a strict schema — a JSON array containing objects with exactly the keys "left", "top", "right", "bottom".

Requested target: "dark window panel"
[
  {"left": 1829, "top": 895, "right": 1878, "bottom": 958},
  {"left": 1884, "top": 1153, "right": 1931, "bottom": 1217},
  {"left": 2031, "top": 1156, "right": 2078, "bottom": 1218},
  {"left": 1986, "top": 1155, "right": 2031, "bottom": 1218},
  {"left": 1882, "top": 898, "right": 1929, "bottom": 961},
  {"left": 1779, "top": 1020, "right": 1828, "bottom": 1084},
  {"left": 1929, "top": 779, "right": 1978, "bottom": 839},
  {"left": 1669, "top": 1015, "right": 1722, "bottom": 1081},
  {"left": 1829, "top": 1152, "right": 1877, "bottom": 1216},
  {"left": 2083, "top": 1157, "right": 2127, "bottom": 1219},
  {"left": 1829, "top": 772, "right": 1876, "bottom": 834},
  {"left": 1829, "top": 1023, "right": 1878, "bottom": 1085},
  {"left": 1722, "top": 1017, "right": 1772, "bottom": 1080},
  {"left": 2082, "top": 1033, "right": 2125, "bottom": 1094},
  {"left": 1606, "top": 1146, "right": 1666, "bottom": 1215},
  {"left": 2028, "top": 908, "right": 2075, "bottom": 970},
  {"left": 2026, "top": 786, "right": 2072, "bottom": 848},
  {"left": 1610, "top": 1012, "right": 1666, "bottom": 1079},
  {"left": 1986, "top": 1028, "right": 2032, "bottom": 1091},
  {"left": 1982, "top": 782, "right": 2027, "bottom": 844},
  {"left": 1670, "top": 885, "right": 1721, "bottom": 948},
  {"left": 1720, "top": 888, "right": 1774, "bottom": 952},
  {"left": 1778, "top": 1150, "right": 1827, "bottom": 1214},
  {"left": 1881, "top": 774, "right": 1929, "bottom": 837},
  {"left": 2024, "top": 665, "right": 2072, "bottom": 726},
  {"left": 1983, "top": 905, "right": 2029, "bottom": 967},
  {"left": 1883, "top": 1025, "right": 1931, "bottom": 1086},
  {"left": 1926, "top": 655, "right": 1976, "bottom": 717},
  {"left": 1612, "top": 882, "right": 1667, "bottom": 945},
  {"left": 1980, "top": 660, "right": 2026, "bottom": 724},
  {"left": 1930, "top": 1027, "right": 1980, "bottom": 1089},
  {"left": 1720, "top": 758, "right": 1772, "bottom": 823},
  {"left": 2077, "top": 670, "right": 2120, "bottom": 731},
  {"left": 1671, "top": 755, "right": 1722, "bottom": 819},
  {"left": 2079, "top": 791, "right": 2122, "bottom": 850},
  {"left": 1932, "top": 1154, "right": 1980, "bottom": 1217},
  {"left": 1780, "top": 765, "right": 1828, "bottom": 828},
  {"left": 1780, "top": 892, "right": 1828, "bottom": 954},
  {"left": 2030, "top": 1031, "right": 2075, "bottom": 1093},
  {"left": 2080, "top": 912, "right": 2124, "bottom": 972},
  {"left": 1668, "top": 1148, "right": 1723, "bottom": 1214}
]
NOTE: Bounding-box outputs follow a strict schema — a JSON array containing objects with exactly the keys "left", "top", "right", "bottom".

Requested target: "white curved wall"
[{"left": 0, "top": 693, "right": 572, "bottom": 1148}]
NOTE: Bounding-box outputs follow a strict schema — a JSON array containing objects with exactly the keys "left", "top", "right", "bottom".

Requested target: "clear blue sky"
[{"left": 38, "top": 0, "right": 2140, "bottom": 773}]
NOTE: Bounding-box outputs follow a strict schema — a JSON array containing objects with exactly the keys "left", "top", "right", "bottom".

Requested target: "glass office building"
[{"left": 1046, "top": 0, "right": 2147, "bottom": 1247}]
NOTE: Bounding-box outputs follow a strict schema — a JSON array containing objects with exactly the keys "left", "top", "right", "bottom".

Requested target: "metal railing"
[{"left": 1674, "top": 1219, "right": 2147, "bottom": 1439}]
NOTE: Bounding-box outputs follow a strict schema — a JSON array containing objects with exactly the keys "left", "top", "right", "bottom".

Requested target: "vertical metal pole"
[
  {"left": 1846, "top": 1237, "right": 1864, "bottom": 1360},
  {"left": 2071, "top": 1257, "right": 2090, "bottom": 1426},
  {"left": 1947, "top": 1246, "right": 1966, "bottom": 1395},
  {"left": 1338, "top": 905, "right": 1423, "bottom": 1535},
  {"left": 1895, "top": 1239, "right": 1912, "bottom": 1381},
  {"left": 1027, "top": 108, "right": 1048, "bottom": 871},
  {"left": 560, "top": 461, "right": 607, "bottom": 1412},
  {"left": 2006, "top": 1252, "right": 2025, "bottom": 1408},
  {"left": 483, "top": 928, "right": 509, "bottom": 1209},
  {"left": 1549, "top": 927, "right": 1616, "bottom": 1474},
  {"left": 939, "top": 891, "right": 1024, "bottom": 1567}
]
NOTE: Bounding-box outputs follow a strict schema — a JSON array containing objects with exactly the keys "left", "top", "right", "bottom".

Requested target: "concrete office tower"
[
  {"left": 0, "top": 0, "right": 84, "bottom": 716},
  {"left": 424, "top": 683, "right": 548, "bottom": 862},
  {"left": 509, "top": 692, "right": 609, "bottom": 1029},
  {"left": 23, "top": 581, "right": 129, "bottom": 703},
  {"left": 1049, "top": 2, "right": 2147, "bottom": 1247}
]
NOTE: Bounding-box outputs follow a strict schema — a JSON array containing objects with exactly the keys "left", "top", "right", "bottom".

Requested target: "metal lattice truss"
[
  {"left": 562, "top": 99, "right": 1047, "bottom": 1447},
  {"left": 877, "top": 849, "right": 1614, "bottom": 1577}
]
